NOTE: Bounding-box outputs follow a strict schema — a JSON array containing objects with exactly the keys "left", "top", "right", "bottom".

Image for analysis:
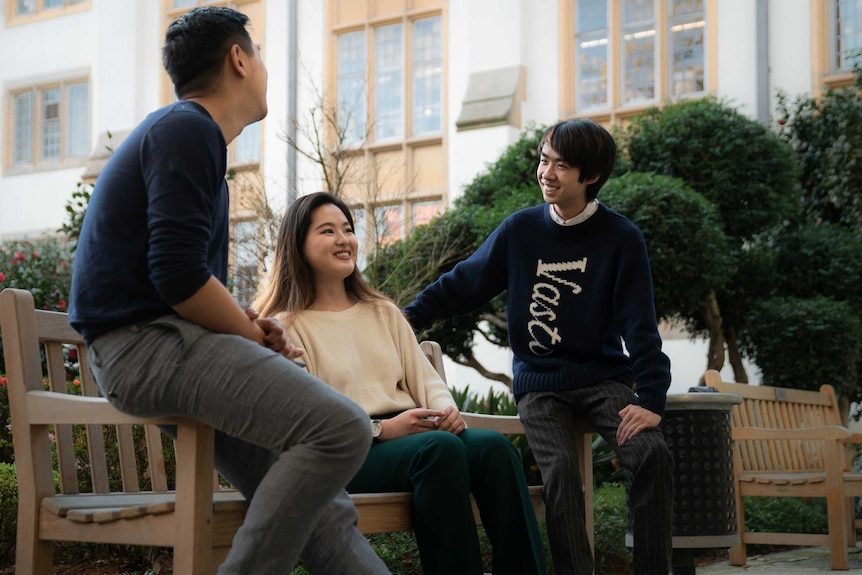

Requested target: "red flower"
[
  {"left": 0, "top": 272, "right": 5, "bottom": 282},
  {"left": 32, "top": 251, "right": 40, "bottom": 259},
  {"left": 14, "top": 251, "right": 25, "bottom": 261},
  {"left": 68, "top": 348, "right": 78, "bottom": 361},
  {"left": 0, "top": 377, "right": 7, "bottom": 386},
  {"left": 58, "top": 299, "right": 67, "bottom": 311},
  {"left": 73, "top": 379, "right": 81, "bottom": 387}
]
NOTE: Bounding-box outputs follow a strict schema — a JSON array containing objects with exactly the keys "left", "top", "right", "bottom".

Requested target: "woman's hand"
[
  {"left": 379, "top": 408, "right": 446, "bottom": 441},
  {"left": 434, "top": 405, "right": 466, "bottom": 435}
]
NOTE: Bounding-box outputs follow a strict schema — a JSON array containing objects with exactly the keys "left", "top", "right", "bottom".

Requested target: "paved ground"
[{"left": 697, "top": 545, "right": 862, "bottom": 574}]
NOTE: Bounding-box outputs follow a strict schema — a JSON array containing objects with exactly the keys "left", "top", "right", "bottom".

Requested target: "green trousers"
[{"left": 347, "top": 428, "right": 546, "bottom": 575}]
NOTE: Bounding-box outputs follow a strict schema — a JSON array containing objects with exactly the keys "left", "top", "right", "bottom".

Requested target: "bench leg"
[
  {"left": 728, "top": 484, "right": 747, "bottom": 566},
  {"left": 828, "top": 489, "right": 849, "bottom": 570},
  {"left": 14, "top": 526, "right": 54, "bottom": 575}
]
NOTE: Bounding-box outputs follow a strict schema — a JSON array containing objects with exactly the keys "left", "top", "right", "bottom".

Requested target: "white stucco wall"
[
  {"left": 261, "top": 0, "right": 291, "bottom": 214},
  {"left": 715, "top": 0, "right": 760, "bottom": 117},
  {"left": 291, "top": 0, "right": 326, "bottom": 201},
  {"left": 767, "top": 0, "right": 813, "bottom": 114},
  {"left": 0, "top": 9, "right": 96, "bottom": 239}
]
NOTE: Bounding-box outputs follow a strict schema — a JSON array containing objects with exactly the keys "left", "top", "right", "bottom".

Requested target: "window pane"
[
  {"left": 14, "top": 92, "right": 33, "bottom": 164},
  {"left": 413, "top": 16, "right": 442, "bottom": 135},
  {"left": 338, "top": 30, "right": 367, "bottom": 145},
  {"left": 41, "top": 88, "right": 61, "bottom": 160},
  {"left": 375, "top": 24, "right": 403, "bottom": 141},
  {"left": 44, "top": 0, "right": 62, "bottom": 8},
  {"left": 835, "top": 0, "right": 862, "bottom": 71},
  {"left": 622, "top": 0, "right": 656, "bottom": 104},
  {"left": 66, "top": 82, "right": 89, "bottom": 156},
  {"left": 234, "top": 120, "right": 261, "bottom": 164},
  {"left": 576, "top": 0, "right": 609, "bottom": 109},
  {"left": 375, "top": 204, "right": 403, "bottom": 246},
  {"left": 16, "top": 0, "right": 35, "bottom": 15},
  {"left": 412, "top": 200, "right": 442, "bottom": 228},
  {"left": 352, "top": 208, "right": 367, "bottom": 270},
  {"left": 232, "top": 221, "right": 259, "bottom": 309},
  {"left": 670, "top": 0, "right": 705, "bottom": 96},
  {"left": 173, "top": 0, "right": 198, "bottom": 8}
]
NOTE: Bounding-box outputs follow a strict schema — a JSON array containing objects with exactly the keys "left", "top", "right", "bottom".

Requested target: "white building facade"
[{"left": 1, "top": 0, "right": 858, "bottom": 388}]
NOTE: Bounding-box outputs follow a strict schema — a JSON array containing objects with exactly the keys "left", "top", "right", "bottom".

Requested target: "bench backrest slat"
[
  {"left": 707, "top": 373, "right": 843, "bottom": 473},
  {"left": 2, "top": 290, "right": 170, "bottom": 498}
]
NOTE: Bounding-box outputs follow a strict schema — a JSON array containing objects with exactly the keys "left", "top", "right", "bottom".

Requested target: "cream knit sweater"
[{"left": 279, "top": 300, "right": 457, "bottom": 417}]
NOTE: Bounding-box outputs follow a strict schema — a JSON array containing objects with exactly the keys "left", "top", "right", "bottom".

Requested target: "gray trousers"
[
  {"left": 87, "top": 315, "right": 390, "bottom": 575},
  {"left": 518, "top": 381, "right": 673, "bottom": 575}
]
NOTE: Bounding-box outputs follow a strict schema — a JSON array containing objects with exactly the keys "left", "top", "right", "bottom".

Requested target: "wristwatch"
[{"left": 371, "top": 419, "right": 383, "bottom": 442}]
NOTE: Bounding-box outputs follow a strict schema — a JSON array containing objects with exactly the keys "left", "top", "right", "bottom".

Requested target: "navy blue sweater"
[
  {"left": 404, "top": 203, "right": 671, "bottom": 416},
  {"left": 70, "top": 101, "right": 229, "bottom": 342}
]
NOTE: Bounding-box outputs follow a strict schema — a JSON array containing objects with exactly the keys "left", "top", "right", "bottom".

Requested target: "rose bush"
[{"left": 0, "top": 237, "right": 73, "bottom": 375}]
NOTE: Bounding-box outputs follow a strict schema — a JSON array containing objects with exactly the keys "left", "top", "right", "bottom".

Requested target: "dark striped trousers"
[{"left": 518, "top": 381, "right": 673, "bottom": 575}]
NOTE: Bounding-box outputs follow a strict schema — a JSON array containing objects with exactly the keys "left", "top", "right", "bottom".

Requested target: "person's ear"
[{"left": 228, "top": 44, "right": 248, "bottom": 78}]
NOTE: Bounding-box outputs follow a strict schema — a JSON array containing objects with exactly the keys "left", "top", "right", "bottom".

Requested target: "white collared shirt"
[{"left": 549, "top": 200, "right": 599, "bottom": 226}]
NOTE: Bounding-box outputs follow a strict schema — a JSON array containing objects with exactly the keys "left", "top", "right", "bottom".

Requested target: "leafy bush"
[
  {"left": 593, "top": 483, "right": 632, "bottom": 573},
  {"left": 776, "top": 60, "right": 862, "bottom": 232},
  {"left": 0, "top": 463, "right": 17, "bottom": 564},
  {"left": 0, "top": 380, "right": 11, "bottom": 464},
  {"left": 0, "top": 238, "right": 72, "bottom": 310},
  {"left": 601, "top": 171, "right": 732, "bottom": 326},
  {"left": 744, "top": 496, "right": 828, "bottom": 535},
  {"left": 743, "top": 296, "right": 862, "bottom": 398},
  {"left": 624, "top": 96, "right": 799, "bottom": 244},
  {"left": 0, "top": 237, "right": 73, "bottom": 374}
]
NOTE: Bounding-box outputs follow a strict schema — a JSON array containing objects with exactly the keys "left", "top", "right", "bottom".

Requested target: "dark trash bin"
[{"left": 626, "top": 390, "right": 743, "bottom": 574}]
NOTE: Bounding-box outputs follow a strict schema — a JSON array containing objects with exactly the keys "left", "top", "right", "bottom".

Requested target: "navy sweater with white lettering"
[{"left": 404, "top": 203, "right": 671, "bottom": 416}]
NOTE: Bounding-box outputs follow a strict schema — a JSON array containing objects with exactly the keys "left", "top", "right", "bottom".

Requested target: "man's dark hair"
[
  {"left": 162, "top": 6, "right": 254, "bottom": 98},
  {"left": 538, "top": 118, "right": 617, "bottom": 201}
]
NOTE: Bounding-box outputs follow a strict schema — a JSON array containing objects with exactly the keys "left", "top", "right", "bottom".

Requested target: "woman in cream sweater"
[{"left": 254, "top": 192, "right": 544, "bottom": 575}]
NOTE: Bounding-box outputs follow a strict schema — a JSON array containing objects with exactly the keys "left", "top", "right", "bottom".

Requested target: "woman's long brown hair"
[{"left": 253, "top": 192, "right": 387, "bottom": 321}]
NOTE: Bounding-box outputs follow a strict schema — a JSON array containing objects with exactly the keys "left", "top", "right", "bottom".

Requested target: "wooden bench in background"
[
  {"left": 706, "top": 369, "right": 862, "bottom": 570},
  {"left": 1, "top": 288, "right": 595, "bottom": 574}
]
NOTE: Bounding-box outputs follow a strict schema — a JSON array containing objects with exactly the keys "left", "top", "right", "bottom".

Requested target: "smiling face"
[
  {"left": 302, "top": 203, "right": 358, "bottom": 283},
  {"left": 536, "top": 141, "right": 598, "bottom": 220}
]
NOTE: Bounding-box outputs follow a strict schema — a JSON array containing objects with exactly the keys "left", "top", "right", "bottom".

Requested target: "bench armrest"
[
  {"left": 25, "top": 390, "right": 185, "bottom": 426},
  {"left": 460, "top": 412, "right": 525, "bottom": 435}
]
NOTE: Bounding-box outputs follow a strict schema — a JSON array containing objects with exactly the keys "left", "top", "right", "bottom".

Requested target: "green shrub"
[
  {"left": 744, "top": 496, "right": 828, "bottom": 535},
  {"left": 593, "top": 482, "right": 632, "bottom": 573},
  {"left": 0, "top": 237, "right": 74, "bottom": 374},
  {"left": 0, "top": 381, "right": 12, "bottom": 464},
  {"left": 743, "top": 296, "right": 862, "bottom": 398},
  {"left": 0, "top": 463, "right": 17, "bottom": 565}
]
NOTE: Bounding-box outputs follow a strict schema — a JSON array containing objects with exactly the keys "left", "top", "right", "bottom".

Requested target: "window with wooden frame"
[
  {"left": 4, "top": 0, "right": 89, "bottom": 26},
  {"left": 6, "top": 78, "right": 90, "bottom": 173},
  {"left": 563, "top": 0, "right": 715, "bottom": 124},
  {"left": 335, "top": 13, "right": 443, "bottom": 145},
  {"left": 230, "top": 219, "right": 261, "bottom": 309},
  {"left": 831, "top": 0, "right": 861, "bottom": 73}
]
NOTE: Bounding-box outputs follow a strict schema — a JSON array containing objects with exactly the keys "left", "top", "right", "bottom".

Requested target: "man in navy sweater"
[
  {"left": 69, "top": 7, "right": 388, "bottom": 574},
  {"left": 405, "top": 118, "right": 673, "bottom": 575}
]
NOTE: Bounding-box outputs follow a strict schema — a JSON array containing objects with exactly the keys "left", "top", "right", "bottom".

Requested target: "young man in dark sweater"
[
  {"left": 69, "top": 7, "right": 388, "bottom": 574},
  {"left": 404, "top": 119, "right": 673, "bottom": 575}
]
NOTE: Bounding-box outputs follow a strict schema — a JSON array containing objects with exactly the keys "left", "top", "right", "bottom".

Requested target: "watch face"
[{"left": 371, "top": 419, "right": 383, "bottom": 438}]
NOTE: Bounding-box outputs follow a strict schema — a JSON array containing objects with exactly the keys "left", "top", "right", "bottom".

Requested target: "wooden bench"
[
  {"left": 706, "top": 369, "right": 862, "bottom": 570},
  {"left": 1, "top": 287, "right": 595, "bottom": 573}
]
